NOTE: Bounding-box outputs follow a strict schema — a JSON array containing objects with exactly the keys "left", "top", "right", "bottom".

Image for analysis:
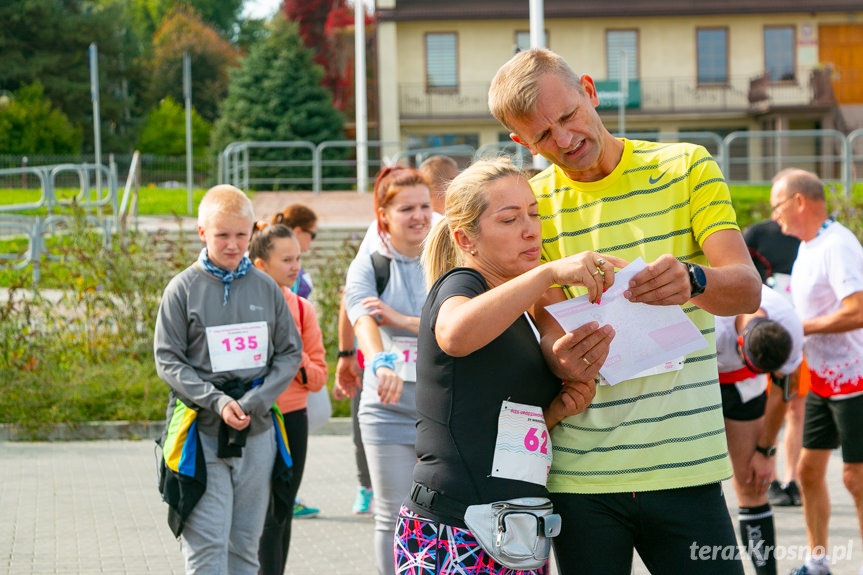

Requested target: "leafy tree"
[
  {"left": 284, "top": 0, "right": 331, "bottom": 58},
  {"left": 0, "top": 0, "right": 139, "bottom": 153},
  {"left": 210, "top": 14, "right": 346, "bottom": 189},
  {"left": 138, "top": 97, "right": 211, "bottom": 155},
  {"left": 0, "top": 83, "right": 81, "bottom": 155},
  {"left": 282, "top": 0, "right": 377, "bottom": 123},
  {"left": 185, "top": 0, "right": 244, "bottom": 35},
  {"left": 128, "top": 0, "right": 243, "bottom": 41},
  {"left": 285, "top": 0, "right": 357, "bottom": 110},
  {"left": 148, "top": 5, "right": 239, "bottom": 123}
]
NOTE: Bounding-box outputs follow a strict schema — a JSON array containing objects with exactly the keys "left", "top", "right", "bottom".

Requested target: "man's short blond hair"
[
  {"left": 488, "top": 48, "right": 583, "bottom": 132},
  {"left": 197, "top": 184, "right": 255, "bottom": 229},
  {"left": 773, "top": 168, "right": 826, "bottom": 202},
  {"left": 419, "top": 155, "right": 459, "bottom": 196}
]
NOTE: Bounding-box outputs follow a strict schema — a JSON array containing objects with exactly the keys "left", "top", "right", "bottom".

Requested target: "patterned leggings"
[{"left": 393, "top": 506, "right": 548, "bottom": 575}]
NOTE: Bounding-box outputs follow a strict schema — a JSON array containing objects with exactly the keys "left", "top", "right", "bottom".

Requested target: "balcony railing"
[{"left": 398, "top": 67, "right": 826, "bottom": 120}]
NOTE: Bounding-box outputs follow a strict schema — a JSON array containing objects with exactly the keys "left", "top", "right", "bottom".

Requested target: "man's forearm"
[
  {"left": 803, "top": 306, "right": 863, "bottom": 335},
  {"left": 693, "top": 262, "right": 761, "bottom": 316}
]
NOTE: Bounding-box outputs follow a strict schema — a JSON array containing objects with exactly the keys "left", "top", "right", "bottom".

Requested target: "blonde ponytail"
[{"left": 421, "top": 217, "right": 462, "bottom": 290}]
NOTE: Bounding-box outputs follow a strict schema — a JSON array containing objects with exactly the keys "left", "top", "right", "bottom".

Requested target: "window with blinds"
[
  {"left": 425, "top": 33, "right": 458, "bottom": 91},
  {"left": 764, "top": 26, "right": 795, "bottom": 82},
  {"left": 697, "top": 28, "right": 729, "bottom": 84},
  {"left": 606, "top": 30, "right": 638, "bottom": 83}
]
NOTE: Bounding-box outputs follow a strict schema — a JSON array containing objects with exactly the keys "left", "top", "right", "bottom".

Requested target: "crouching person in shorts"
[
  {"left": 154, "top": 185, "right": 303, "bottom": 575},
  {"left": 718, "top": 284, "right": 804, "bottom": 575}
]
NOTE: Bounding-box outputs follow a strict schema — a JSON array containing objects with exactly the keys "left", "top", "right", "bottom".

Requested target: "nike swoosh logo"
[{"left": 649, "top": 169, "right": 669, "bottom": 185}]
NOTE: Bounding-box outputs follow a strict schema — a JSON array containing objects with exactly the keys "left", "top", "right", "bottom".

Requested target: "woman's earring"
[{"left": 470, "top": 249, "right": 477, "bottom": 256}]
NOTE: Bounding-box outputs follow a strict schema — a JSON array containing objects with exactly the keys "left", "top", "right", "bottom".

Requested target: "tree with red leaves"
[{"left": 282, "top": 0, "right": 375, "bottom": 121}]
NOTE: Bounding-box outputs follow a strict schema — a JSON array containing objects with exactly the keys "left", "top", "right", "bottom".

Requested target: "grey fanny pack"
[
  {"left": 463, "top": 497, "right": 562, "bottom": 570},
  {"left": 410, "top": 483, "right": 562, "bottom": 570}
]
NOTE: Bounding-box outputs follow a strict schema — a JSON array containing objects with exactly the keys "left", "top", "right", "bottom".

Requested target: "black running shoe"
[
  {"left": 784, "top": 480, "right": 802, "bottom": 506},
  {"left": 767, "top": 480, "right": 793, "bottom": 506}
]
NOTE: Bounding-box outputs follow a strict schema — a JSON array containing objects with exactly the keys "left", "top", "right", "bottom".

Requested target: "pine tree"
[{"left": 210, "top": 14, "right": 346, "bottom": 190}]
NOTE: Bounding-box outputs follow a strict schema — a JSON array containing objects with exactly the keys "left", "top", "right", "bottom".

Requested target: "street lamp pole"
[
  {"left": 89, "top": 43, "right": 102, "bottom": 199},
  {"left": 529, "top": 0, "right": 548, "bottom": 172},
  {"left": 184, "top": 51, "right": 194, "bottom": 214},
  {"left": 355, "top": 0, "right": 368, "bottom": 193}
]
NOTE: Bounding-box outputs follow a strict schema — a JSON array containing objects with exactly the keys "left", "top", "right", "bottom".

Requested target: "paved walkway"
[
  {"left": 3, "top": 193, "right": 861, "bottom": 574},
  {"left": 250, "top": 191, "right": 376, "bottom": 226},
  {"left": 1, "top": 431, "right": 860, "bottom": 575}
]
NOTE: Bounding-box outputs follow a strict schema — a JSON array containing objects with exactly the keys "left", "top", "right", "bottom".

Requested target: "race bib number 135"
[{"left": 206, "top": 321, "right": 269, "bottom": 373}]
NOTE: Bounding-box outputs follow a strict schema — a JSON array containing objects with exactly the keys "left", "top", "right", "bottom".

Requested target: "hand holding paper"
[
  {"left": 623, "top": 253, "right": 693, "bottom": 306},
  {"left": 548, "top": 321, "right": 615, "bottom": 383},
  {"left": 545, "top": 258, "right": 709, "bottom": 385},
  {"left": 546, "top": 252, "right": 627, "bottom": 304}
]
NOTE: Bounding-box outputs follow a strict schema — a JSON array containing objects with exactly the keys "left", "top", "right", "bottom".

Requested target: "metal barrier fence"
[
  {"left": 0, "top": 163, "right": 118, "bottom": 282},
  {"left": 0, "top": 154, "right": 216, "bottom": 189},
  {"left": 3, "top": 129, "right": 862, "bottom": 198},
  {"left": 4, "top": 129, "right": 863, "bottom": 283},
  {"left": 218, "top": 131, "right": 863, "bottom": 194}
]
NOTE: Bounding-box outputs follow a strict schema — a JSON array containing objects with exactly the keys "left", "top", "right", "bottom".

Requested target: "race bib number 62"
[{"left": 491, "top": 400, "right": 553, "bottom": 486}]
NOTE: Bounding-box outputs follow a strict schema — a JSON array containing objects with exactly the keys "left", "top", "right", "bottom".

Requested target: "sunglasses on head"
[{"left": 302, "top": 228, "right": 317, "bottom": 240}]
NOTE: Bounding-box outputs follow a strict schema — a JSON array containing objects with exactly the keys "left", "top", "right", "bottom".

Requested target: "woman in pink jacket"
[{"left": 250, "top": 222, "right": 328, "bottom": 575}]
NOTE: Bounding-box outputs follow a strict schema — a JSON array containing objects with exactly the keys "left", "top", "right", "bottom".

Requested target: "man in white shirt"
[{"left": 771, "top": 168, "right": 863, "bottom": 575}]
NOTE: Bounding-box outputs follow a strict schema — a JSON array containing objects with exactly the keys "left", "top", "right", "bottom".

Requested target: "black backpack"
[{"left": 371, "top": 251, "right": 391, "bottom": 296}]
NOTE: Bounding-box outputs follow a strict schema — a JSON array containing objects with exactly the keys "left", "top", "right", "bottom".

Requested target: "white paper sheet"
[{"left": 544, "top": 258, "right": 709, "bottom": 385}]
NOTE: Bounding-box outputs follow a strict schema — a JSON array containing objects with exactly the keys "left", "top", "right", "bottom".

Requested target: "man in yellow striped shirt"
[{"left": 489, "top": 48, "right": 761, "bottom": 575}]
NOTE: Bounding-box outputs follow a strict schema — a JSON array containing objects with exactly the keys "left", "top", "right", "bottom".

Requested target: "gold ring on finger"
[
  {"left": 582, "top": 357, "right": 591, "bottom": 366},
  {"left": 592, "top": 269, "right": 601, "bottom": 276}
]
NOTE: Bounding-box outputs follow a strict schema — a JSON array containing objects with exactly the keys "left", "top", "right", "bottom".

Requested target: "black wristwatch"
[
  {"left": 755, "top": 444, "right": 777, "bottom": 457},
  {"left": 687, "top": 263, "right": 707, "bottom": 298},
  {"left": 337, "top": 349, "right": 356, "bottom": 358}
]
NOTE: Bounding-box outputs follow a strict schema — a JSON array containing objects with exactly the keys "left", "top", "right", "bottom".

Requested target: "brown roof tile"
[{"left": 378, "top": 0, "right": 862, "bottom": 22}]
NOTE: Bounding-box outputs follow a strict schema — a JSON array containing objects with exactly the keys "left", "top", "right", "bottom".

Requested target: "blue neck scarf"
[{"left": 197, "top": 247, "right": 252, "bottom": 306}]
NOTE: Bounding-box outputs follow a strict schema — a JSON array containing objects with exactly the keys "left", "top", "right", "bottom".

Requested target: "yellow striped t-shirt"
[{"left": 533, "top": 138, "right": 738, "bottom": 494}]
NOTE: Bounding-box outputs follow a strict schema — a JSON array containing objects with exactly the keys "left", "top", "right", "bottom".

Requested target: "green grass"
[
  {"left": 0, "top": 186, "right": 221, "bottom": 216},
  {"left": 0, "top": 188, "right": 41, "bottom": 205}
]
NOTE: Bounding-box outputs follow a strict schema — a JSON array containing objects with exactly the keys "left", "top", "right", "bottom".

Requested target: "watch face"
[
  {"left": 693, "top": 264, "right": 707, "bottom": 286},
  {"left": 688, "top": 264, "right": 707, "bottom": 296}
]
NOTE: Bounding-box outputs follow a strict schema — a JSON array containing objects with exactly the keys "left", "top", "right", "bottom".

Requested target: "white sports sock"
[{"left": 804, "top": 553, "right": 830, "bottom": 575}]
